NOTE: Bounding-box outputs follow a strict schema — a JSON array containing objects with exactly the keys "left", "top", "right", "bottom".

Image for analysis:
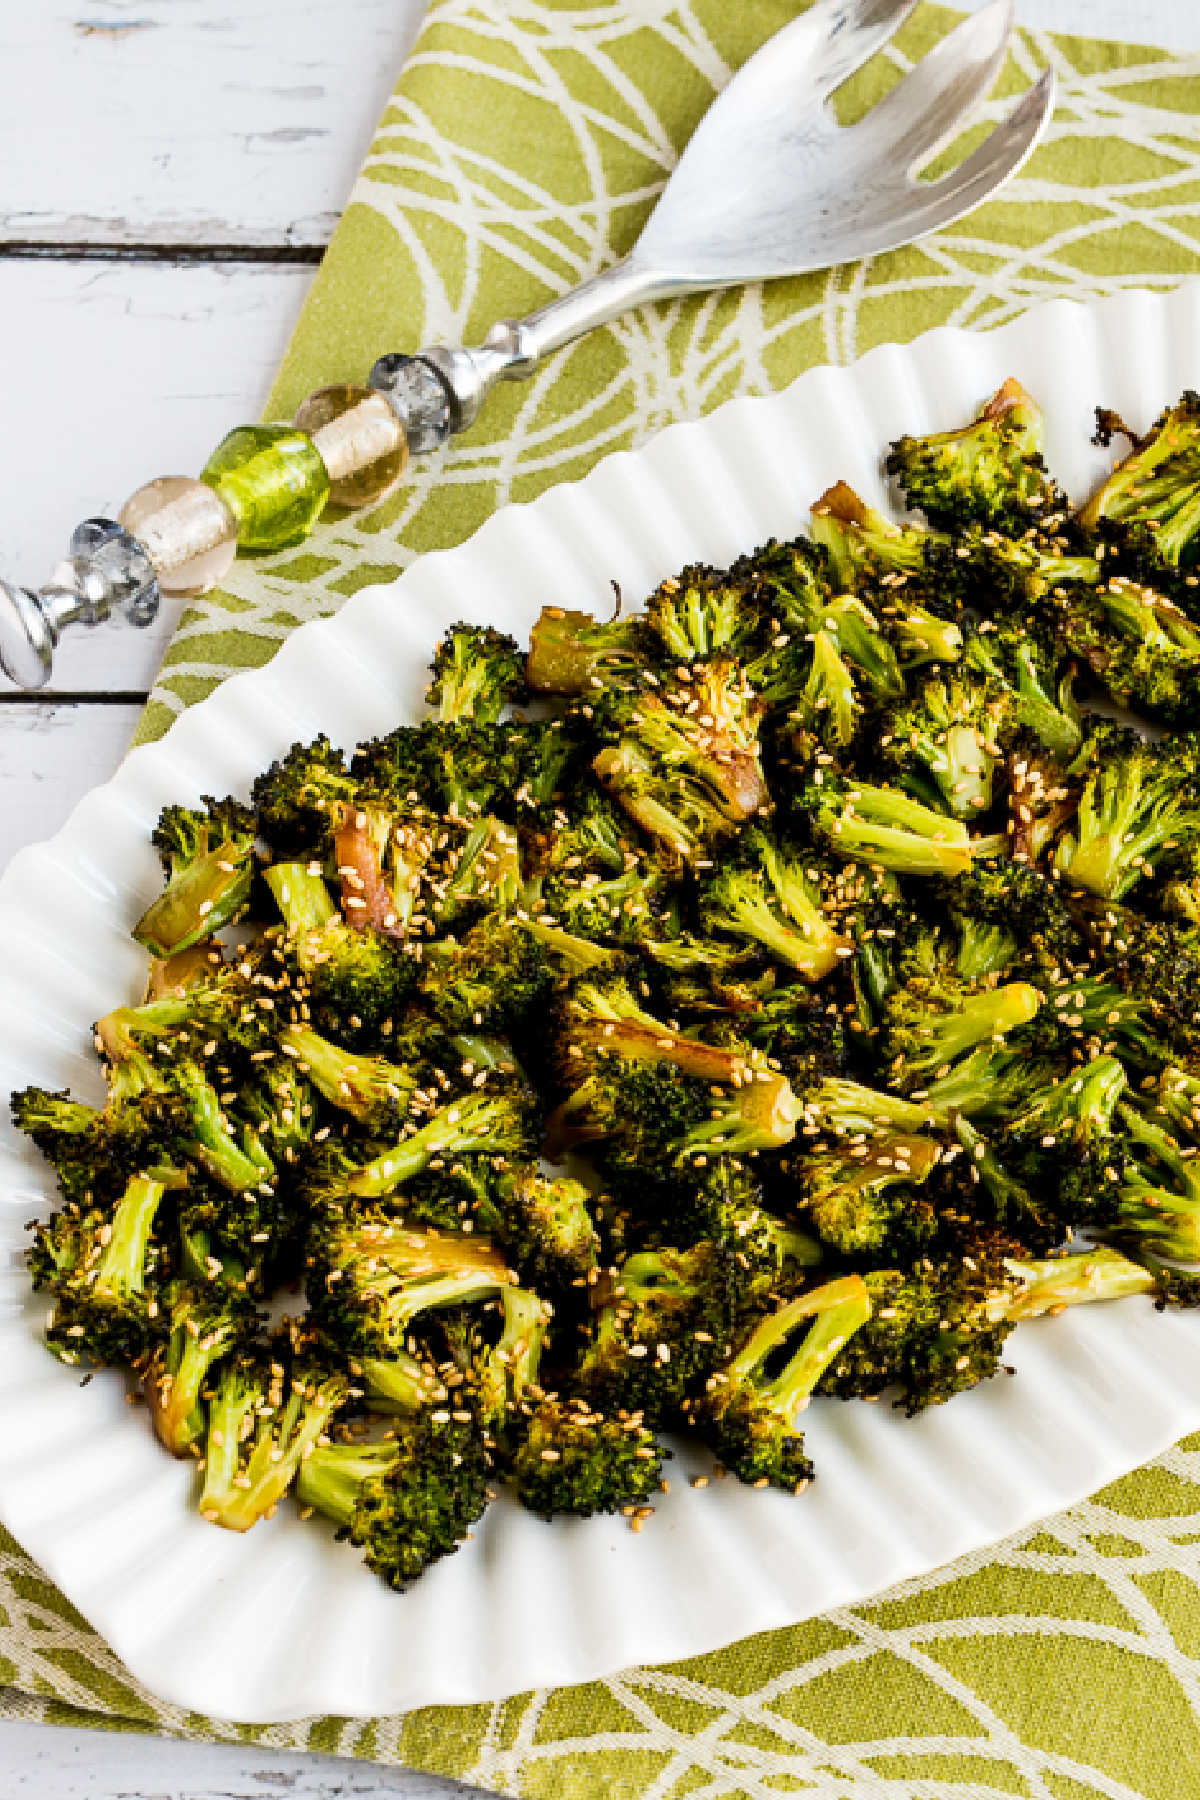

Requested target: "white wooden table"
[{"left": 0, "top": 1, "right": 1192, "bottom": 1792}]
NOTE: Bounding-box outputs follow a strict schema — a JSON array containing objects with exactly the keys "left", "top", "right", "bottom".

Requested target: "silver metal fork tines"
[{"left": 422, "top": 0, "right": 1053, "bottom": 428}]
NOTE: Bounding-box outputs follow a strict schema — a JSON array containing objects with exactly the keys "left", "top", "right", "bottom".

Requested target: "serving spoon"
[{"left": 0, "top": 0, "right": 1053, "bottom": 687}]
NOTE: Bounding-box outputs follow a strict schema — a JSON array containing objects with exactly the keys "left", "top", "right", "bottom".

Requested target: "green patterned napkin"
[{"left": 9, "top": 3, "right": 1200, "bottom": 1794}]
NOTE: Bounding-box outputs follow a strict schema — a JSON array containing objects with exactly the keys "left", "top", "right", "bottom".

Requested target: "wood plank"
[
  {"left": 0, "top": 700, "right": 142, "bottom": 874},
  {"left": 0, "top": 1717, "right": 476, "bottom": 1799},
  {"left": 1, "top": 0, "right": 1195, "bottom": 259},
  {"left": 0, "top": 0, "right": 427, "bottom": 250},
  {"left": 0, "top": 257, "right": 316, "bottom": 693}
]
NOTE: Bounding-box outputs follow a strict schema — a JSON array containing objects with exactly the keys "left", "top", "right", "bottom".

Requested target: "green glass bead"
[{"left": 200, "top": 424, "right": 331, "bottom": 551}]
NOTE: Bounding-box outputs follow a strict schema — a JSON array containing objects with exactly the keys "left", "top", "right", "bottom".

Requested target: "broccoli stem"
[
  {"left": 890, "top": 606, "right": 964, "bottom": 669},
  {"left": 724, "top": 1276, "right": 872, "bottom": 1424},
  {"left": 360, "top": 1353, "right": 439, "bottom": 1414},
  {"left": 903, "top": 983, "right": 1043, "bottom": 1077},
  {"left": 295, "top": 1440, "right": 400, "bottom": 1529},
  {"left": 684, "top": 1069, "right": 805, "bottom": 1155},
  {"left": 134, "top": 845, "right": 252, "bottom": 959},
  {"left": 705, "top": 877, "right": 848, "bottom": 983},
  {"left": 796, "top": 631, "right": 859, "bottom": 749},
  {"left": 805, "top": 1078, "right": 935, "bottom": 1137},
  {"left": 93, "top": 1175, "right": 167, "bottom": 1302},
  {"left": 201, "top": 1363, "right": 347, "bottom": 1532},
  {"left": 817, "top": 783, "right": 973, "bottom": 878},
  {"left": 1003, "top": 1248, "right": 1157, "bottom": 1322},
  {"left": 264, "top": 863, "right": 337, "bottom": 936},
  {"left": 282, "top": 1023, "right": 416, "bottom": 1125},
  {"left": 177, "top": 1069, "right": 274, "bottom": 1195},
  {"left": 345, "top": 1093, "right": 524, "bottom": 1198},
  {"left": 147, "top": 1297, "right": 247, "bottom": 1456},
  {"left": 525, "top": 919, "right": 616, "bottom": 973}
]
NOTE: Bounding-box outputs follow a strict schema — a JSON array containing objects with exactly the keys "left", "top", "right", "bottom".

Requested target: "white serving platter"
[{"left": 1, "top": 285, "right": 1199, "bottom": 1723}]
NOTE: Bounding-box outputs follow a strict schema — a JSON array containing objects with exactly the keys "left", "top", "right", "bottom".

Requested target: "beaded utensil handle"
[{"left": 0, "top": 0, "right": 1052, "bottom": 689}]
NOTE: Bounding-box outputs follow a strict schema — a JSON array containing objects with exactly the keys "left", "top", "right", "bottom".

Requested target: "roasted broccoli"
[
  {"left": 690, "top": 1276, "right": 871, "bottom": 1488},
  {"left": 886, "top": 379, "right": 1064, "bottom": 535},
  {"left": 295, "top": 1407, "right": 490, "bottom": 1585},
  {"left": 428, "top": 623, "right": 528, "bottom": 724},
  {"left": 133, "top": 795, "right": 257, "bottom": 959}
]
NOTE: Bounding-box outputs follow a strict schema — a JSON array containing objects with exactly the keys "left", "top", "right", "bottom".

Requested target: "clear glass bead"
[
  {"left": 369, "top": 354, "right": 454, "bottom": 454},
  {"left": 201, "top": 424, "right": 330, "bottom": 551},
  {"left": 70, "top": 519, "right": 159, "bottom": 627},
  {"left": 119, "top": 477, "right": 238, "bottom": 597},
  {"left": 293, "top": 384, "right": 408, "bottom": 508}
]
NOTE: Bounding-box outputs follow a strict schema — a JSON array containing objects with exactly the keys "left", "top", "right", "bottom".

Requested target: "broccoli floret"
[
  {"left": 308, "top": 1214, "right": 515, "bottom": 1359},
  {"left": 944, "top": 859, "right": 1086, "bottom": 981},
  {"left": 1107, "top": 1092, "right": 1200, "bottom": 1261},
  {"left": 177, "top": 1174, "right": 296, "bottom": 1293},
  {"left": 331, "top": 1086, "right": 539, "bottom": 1203},
  {"left": 428, "top": 623, "right": 528, "bottom": 724},
  {"left": 11, "top": 1079, "right": 176, "bottom": 1211},
  {"left": 264, "top": 862, "right": 415, "bottom": 1041},
  {"left": 535, "top": 791, "right": 673, "bottom": 945},
  {"left": 750, "top": 569, "right": 904, "bottom": 712},
  {"left": 133, "top": 795, "right": 257, "bottom": 959},
  {"left": 511, "top": 1396, "right": 663, "bottom": 1518},
  {"left": 578, "top": 1243, "right": 736, "bottom": 1421},
  {"left": 961, "top": 618, "right": 1083, "bottom": 764},
  {"left": 593, "top": 660, "right": 766, "bottom": 866},
  {"left": 730, "top": 536, "right": 836, "bottom": 633},
  {"left": 419, "top": 916, "right": 552, "bottom": 1034},
  {"left": 252, "top": 736, "right": 359, "bottom": 858},
  {"left": 1002, "top": 1055, "right": 1129, "bottom": 1230},
  {"left": 555, "top": 974, "right": 759, "bottom": 1090},
  {"left": 144, "top": 1282, "right": 260, "bottom": 1455},
  {"left": 425, "top": 721, "right": 535, "bottom": 823},
  {"left": 784, "top": 629, "right": 863, "bottom": 760},
  {"left": 490, "top": 1169, "right": 600, "bottom": 1292},
  {"left": 664, "top": 1162, "right": 821, "bottom": 1302},
  {"left": 644, "top": 563, "right": 765, "bottom": 664},
  {"left": 698, "top": 830, "right": 850, "bottom": 982},
  {"left": 923, "top": 1041, "right": 1056, "bottom": 1123},
  {"left": 878, "top": 672, "right": 1009, "bottom": 820},
  {"left": 295, "top": 1407, "right": 490, "bottom": 1586},
  {"left": 238, "top": 1057, "right": 316, "bottom": 1170},
  {"left": 1084, "top": 911, "right": 1200, "bottom": 1063},
  {"left": 819, "top": 1248, "right": 1151, "bottom": 1412},
  {"left": 802, "top": 767, "right": 974, "bottom": 878},
  {"left": 738, "top": 985, "right": 849, "bottom": 1089},
  {"left": 788, "top": 1135, "right": 943, "bottom": 1260},
  {"left": 882, "top": 976, "right": 1043, "bottom": 1091},
  {"left": 435, "top": 813, "right": 523, "bottom": 923},
  {"left": 1081, "top": 392, "right": 1200, "bottom": 591},
  {"left": 641, "top": 932, "right": 773, "bottom": 1019},
  {"left": 1054, "top": 726, "right": 1200, "bottom": 902},
  {"left": 97, "top": 946, "right": 283, "bottom": 1063},
  {"left": 199, "top": 1339, "right": 348, "bottom": 1532},
  {"left": 36, "top": 1172, "right": 174, "bottom": 1368},
  {"left": 474, "top": 1283, "right": 551, "bottom": 1449},
  {"left": 556, "top": 1055, "right": 806, "bottom": 1170},
  {"left": 691, "top": 1276, "right": 870, "bottom": 1488},
  {"left": 886, "top": 379, "right": 1064, "bottom": 534},
  {"left": 810, "top": 482, "right": 939, "bottom": 599},
  {"left": 526, "top": 604, "right": 652, "bottom": 695},
  {"left": 169, "top": 1061, "right": 276, "bottom": 1195},
  {"left": 1062, "top": 579, "right": 1200, "bottom": 726},
  {"left": 281, "top": 1022, "right": 417, "bottom": 1130}
]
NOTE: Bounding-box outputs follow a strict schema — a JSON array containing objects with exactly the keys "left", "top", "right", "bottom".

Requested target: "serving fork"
[{"left": 0, "top": 0, "right": 1054, "bottom": 686}]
